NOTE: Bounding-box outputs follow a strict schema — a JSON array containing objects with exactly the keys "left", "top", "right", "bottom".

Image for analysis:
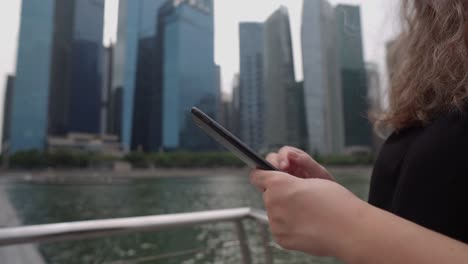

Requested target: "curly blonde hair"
[{"left": 381, "top": 0, "right": 468, "bottom": 130}]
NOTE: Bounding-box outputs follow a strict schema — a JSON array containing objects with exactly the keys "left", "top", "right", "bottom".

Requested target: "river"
[{"left": 1, "top": 167, "right": 372, "bottom": 264}]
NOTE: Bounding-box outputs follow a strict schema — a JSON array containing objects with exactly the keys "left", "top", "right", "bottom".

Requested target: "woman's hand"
[
  {"left": 266, "top": 146, "right": 334, "bottom": 181},
  {"left": 250, "top": 170, "right": 367, "bottom": 257}
]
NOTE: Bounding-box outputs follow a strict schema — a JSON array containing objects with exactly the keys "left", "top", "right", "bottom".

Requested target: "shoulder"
[
  {"left": 407, "top": 109, "right": 468, "bottom": 158},
  {"left": 399, "top": 108, "right": 468, "bottom": 183},
  {"left": 392, "top": 110, "right": 468, "bottom": 243}
]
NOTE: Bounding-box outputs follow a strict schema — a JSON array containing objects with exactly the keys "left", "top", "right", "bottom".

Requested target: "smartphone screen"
[{"left": 191, "top": 107, "right": 278, "bottom": 171}]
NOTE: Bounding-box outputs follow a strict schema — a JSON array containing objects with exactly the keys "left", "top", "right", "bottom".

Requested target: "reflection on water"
[{"left": 3, "top": 169, "right": 370, "bottom": 264}]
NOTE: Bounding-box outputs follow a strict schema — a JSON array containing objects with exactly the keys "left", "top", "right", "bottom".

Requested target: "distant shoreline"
[{"left": 0, "top": 166, "right": 373, "bottom": 184}]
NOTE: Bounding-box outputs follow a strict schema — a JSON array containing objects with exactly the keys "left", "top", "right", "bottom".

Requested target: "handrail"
[{"left": 0, "top": 207, "right": 268, "bottom": 247}]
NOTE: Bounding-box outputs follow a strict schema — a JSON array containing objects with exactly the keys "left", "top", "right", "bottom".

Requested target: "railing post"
[
  {"left": 260, "top": 223, "right": 273, "bottom": 264},
  {"left": 234, "top": 220, "right": 252, "bottom": 264}
]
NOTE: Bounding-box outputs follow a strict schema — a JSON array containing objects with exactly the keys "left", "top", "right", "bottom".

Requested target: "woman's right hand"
[{"left": 266, "top": 146, "right": 334, "bottom": 181}]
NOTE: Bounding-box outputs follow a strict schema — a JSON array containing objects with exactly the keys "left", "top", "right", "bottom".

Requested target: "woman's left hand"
[{"left": 250, "top": 169, "right": 368, "bottom": 257}]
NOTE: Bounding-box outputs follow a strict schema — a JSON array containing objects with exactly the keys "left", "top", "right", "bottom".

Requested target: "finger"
[
  {"left": 277, "top": 146, "right": 302, "bottom": 170},
  {"left": 249, "top": 169, "right": 270, "bottom": 191},
  {"left": 288, "top": 151, "right": 317, "bottom": 170},
  {"left": 288, "top": 153, "right": 333, "bottom": 180},
  {"left": 266, "top": 153, "right": 280, "bottom": 168}
]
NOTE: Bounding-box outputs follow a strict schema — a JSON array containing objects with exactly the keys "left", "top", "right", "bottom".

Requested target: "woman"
[{"left": 250, "top": 0, "right": 468, "bottom": 263}]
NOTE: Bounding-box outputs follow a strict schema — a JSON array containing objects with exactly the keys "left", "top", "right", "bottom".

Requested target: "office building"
[
  {"left": 366, "top": 62, "right": 384, "bottom": 154},
  {"left": 215, "top": 64, "right": 222, "bottom": 120},
  {"left": 2, "top": 75, "right": 14, "bottom": 151},
  {"left": 102, "top": 44, "right": 115, "bottom": 135},
  {"left": 9, "top": 0, "right": 105, "bottom": 153},
  {"left": 366, "top": 62, "right": 381, "bottom": 113},
  {"left": 219, "top": 93, "right": 231, "bottom": 130},
  {"left": 291, "top": 81, "right": 309, "bottom": 150},
  {"left": 49, "top": 0, "right": 105, "bottom": 135},
  {"left": 263, "top": 7, "right": 301, "bottom": 151},
  {"left": 114, "top": 0, "right": 167, "bottom": 152},
  {"left": 336, "top": 5, "right": 372, "bottom": 148},
  {"left": 48, "top": 133, "right": 122, "bottom": 156},
  {"left": 110, "top": 87, "right": 123, "bottom": 139},
  {"left": 239, "top": 22, "right": 264, "bottom": 151},
  {"left": 9, "top": 0, "right": 55, "bottom": 152},
  {"left": 159, "top": 0, "right": 217, "bottom": 151},
  {"left": 301, "top": 0, "right": 344, "bottom": 155},
  {"left": 230, "top": 74, "right": 241, "bottom": 138}
]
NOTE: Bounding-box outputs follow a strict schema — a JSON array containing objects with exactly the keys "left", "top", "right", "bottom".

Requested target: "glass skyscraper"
[
  {"left": 239, "top": 22, "right": 264, "bottom": 151},
  {"left": 336, "top": 5, "right": 372, "bottom": 148},
  {"left": 263, "top": 7, "right": 301, "bottom": 151},
  {"left": 10, "top": 0, "right": 105, "bottom": 153},
  {"left": 49, "top": 0, "right": 105, "bottom": 135},
  {"left": 2, "top": 75, "right": 15, "bottom": 150},
  {"left": 301, "top": 0, "right": 344, "bottom": 155},
  {"left": 9, "top": 0, "right": 55, "bottom": 152},
  {"left": 160, "top": 0, "right": 217, "bottom": 151},
  {"left": 114, "top": 0, "right": 166, "bottom": 152}
]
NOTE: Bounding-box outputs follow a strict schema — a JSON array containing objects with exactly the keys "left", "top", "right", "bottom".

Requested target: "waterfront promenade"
[{"left": 0, "top": 186, "right": 45, "bottom": 264}]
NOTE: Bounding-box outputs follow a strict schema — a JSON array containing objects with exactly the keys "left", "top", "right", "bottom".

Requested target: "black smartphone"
[{"left": 191, "top": 107, "right": 278, "bottom": 171}]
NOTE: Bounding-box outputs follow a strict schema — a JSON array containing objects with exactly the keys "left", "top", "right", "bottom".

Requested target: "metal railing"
[{"left": 0, "top": 207, "right": 272, "bottom": 264}]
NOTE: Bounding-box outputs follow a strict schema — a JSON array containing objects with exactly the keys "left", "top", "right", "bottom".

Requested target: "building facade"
[
  {"left": 160, "top": 0, "right": 217, "bottom": 151},
  {"left": 263, "top": 7, "right": 300, "bottom": 151},
  {"left": 239, "top": 22, "right": 264, "bottom": 151},
  {"left": 9, "top": 0, "right": 55, "bottom": 152},
  {"left": 10, "top": 0, "right": 105, "bottom": 153},
  {"left": 336, "top": 5, "right": 372, "bottom": 148},
  {"left": 101, "top": 44, "right": 115, "bottom": 136},
  {"left": 301, "top": 0, "right": 344, "bottom": 155},
  {"left": 366, "top": 62, "right": 381, "bottom": 114},
  {"left": 49, "top": 0, "right": 105, "bottom": 136},
  {"left": 114, "top": 0, "right": 167, "bottom": 152},
  {"left": 366, "top": 62, "right": 384, "bottom": 154},
  {"left": 291, "top": 81, "right": 309, "bottom": 150},
  {"left": 230, "top": 74, "right": 241, "bottom": 138},
  {"left": 2, "top": 75, "right": 15, "bottom": 151}
]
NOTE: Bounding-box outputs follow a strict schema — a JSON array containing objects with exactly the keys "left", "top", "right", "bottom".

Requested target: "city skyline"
[
  {"left": 0, "top": 0, "right": 399, "bottom": 149},
  {"left": 0, "top": 0, "right": 399, "bottom": 90},
  {"left": 0, "top": 0, "right": 396, "bottom": 154}
]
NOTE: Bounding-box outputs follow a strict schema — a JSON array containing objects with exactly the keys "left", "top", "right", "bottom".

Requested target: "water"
[{"left": 2, "top": 168, "right": 371, "bottom": 264}]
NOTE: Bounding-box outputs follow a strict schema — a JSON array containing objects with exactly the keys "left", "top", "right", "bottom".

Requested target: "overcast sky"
[{"left": 0, "top": 0, "right": 400, "bottom": 137}]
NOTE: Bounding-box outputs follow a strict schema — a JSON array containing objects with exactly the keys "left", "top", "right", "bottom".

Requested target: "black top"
[{"left": 369, "top": 110, "right": 468, "bottom": 243}]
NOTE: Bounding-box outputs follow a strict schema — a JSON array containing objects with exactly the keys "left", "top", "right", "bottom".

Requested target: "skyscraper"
[
  {"left": 366, "top": 62, "right": 384, "bottom": 154},
  {"left": 214, "top": 64, "right": 222, "bottom": 118},
  {"left": 2, "top": 75, "right": 15, "bottom": 151},
  {"left": 263, "top": 7, "right": 300, "bottom": 151},
  {"left": 114, "top": 0, "right": 166, "bottom": 152},
  {"left": 102, "top": 44, "right": 115, "bottom": 135},
  {"left": 336, "top": 5, "right": 372, "bottom": 148},
  {"left": 291, "top": 81, "right": 309, "bottom": 150},
  {"left": 10, "top": 0, "right": 105, "bottom": 153},
  {"left": 230, "top": 74, "right": 241, "bottom": 138},
  {"left": 301, "top": 0, "right": 344, "bottom": 155},
  {"left": 239, "top": 22, "right": 264, "bottom": 151},
  {"left": 159, "top": 0, "right": 217, "bottom": 151},
  {"left": 10, "top": 0, "right": 55, "bottom": 152},
  {"left": 49, "top": 0, "right": 105, "bottom": 135},
  {"left": 366, "top": 62, "right": 381, "bottom": 114}
]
